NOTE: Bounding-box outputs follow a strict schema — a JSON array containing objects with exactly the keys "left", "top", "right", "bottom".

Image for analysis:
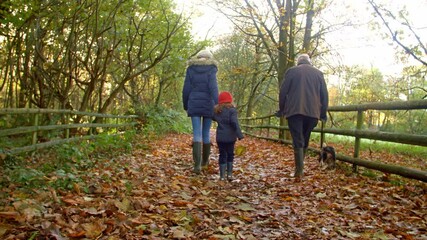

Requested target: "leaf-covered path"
[{"left": 1, "top": 133, "right": 426, "bottom": 239}]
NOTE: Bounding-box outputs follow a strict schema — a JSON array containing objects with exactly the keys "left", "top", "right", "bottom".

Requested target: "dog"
[{"left": 319, "top": 146, "right": 336, "bottom": 170}]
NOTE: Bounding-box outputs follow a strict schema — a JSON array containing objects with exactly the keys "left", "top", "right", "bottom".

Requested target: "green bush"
[
  {"left": 0, "top": 131, "right": 137, "bottom": 191},
  {"left": 5, "top": 167, "right": 45, "bottom": 188},
  {"left": 136, "top": 106, "right": 191, "bottom": 135}
]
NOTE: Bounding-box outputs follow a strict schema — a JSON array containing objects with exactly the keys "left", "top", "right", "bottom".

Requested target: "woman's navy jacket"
[{"left": 182, "top": 58, "right": 219, "bottom": 117}]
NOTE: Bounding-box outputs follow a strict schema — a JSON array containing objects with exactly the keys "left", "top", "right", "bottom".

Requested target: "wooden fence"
[
  {"left": 240, "top": 99, "right": 427, "bottom": 182},
  {"left": 0, "top": 108, "right": 139, "bottom": 155}
]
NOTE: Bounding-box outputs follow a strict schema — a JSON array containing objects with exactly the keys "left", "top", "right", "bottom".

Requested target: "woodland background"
[
  {"left": 0, "top": 0, "right": 426, "bottom": 133},
  {"left": 0, "top": 1, "right": 426, "bottom": 239}
]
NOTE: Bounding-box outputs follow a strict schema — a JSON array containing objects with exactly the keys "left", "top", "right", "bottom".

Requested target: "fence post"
[
  {"left": 32, "top": 113, "right": 39, "bottom": 145},
  {"left": 279, "top": 117, "right": 285, "bottom": 141},
  {"left": 116, "top": 117, "right": 119, "bottom": 133},
  {"left": 89, "top": 116, "right": 93, "bottom": 135},
  {"left": 353, "top": 110, "right": 364, "bottom": 172},
  {"left": 65, "top": 112, "right": 70, "bottom": 138},
  {"left": 259, "top": 119, "right": 263, "bottom": 136}
]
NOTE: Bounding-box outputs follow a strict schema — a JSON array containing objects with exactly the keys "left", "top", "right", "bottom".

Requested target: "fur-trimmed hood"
[{"left": 187, "top": 57, "right": 218, "bottom": 68}]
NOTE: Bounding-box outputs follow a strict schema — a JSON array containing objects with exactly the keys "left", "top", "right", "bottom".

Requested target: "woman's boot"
[
  {"left": 193, "top": 142, "right": 202, "bottom": 174},
  {"left": 201, "top": 143, "right": 211, "bottom": 169}
]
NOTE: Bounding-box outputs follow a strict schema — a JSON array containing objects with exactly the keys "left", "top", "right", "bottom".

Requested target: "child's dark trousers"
[{"left": 217, "top": 142, "right": 235, "bottom": 164}]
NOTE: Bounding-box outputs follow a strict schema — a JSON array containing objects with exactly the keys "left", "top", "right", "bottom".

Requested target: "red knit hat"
[{"left": 218, "top": 91, "right": 233, "bottom": 104}]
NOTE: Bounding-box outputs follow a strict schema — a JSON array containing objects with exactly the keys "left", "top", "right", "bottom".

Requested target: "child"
[{"left": 213, "top": 91, "right": 244, "bottom": 181}]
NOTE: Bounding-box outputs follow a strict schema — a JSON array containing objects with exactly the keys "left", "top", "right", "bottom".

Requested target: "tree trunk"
[
  {"left": 155, "top": 80, "right": 164, "bottom": 107},
  {"left": 302, "top": 0, "right": 314, "bottom": 53},
  {"left": 278, "top": 0, "right": 294, "bottom": 140}
]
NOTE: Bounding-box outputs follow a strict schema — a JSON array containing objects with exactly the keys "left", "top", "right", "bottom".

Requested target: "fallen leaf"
[
  {"left": 234, "top": 203, "right": 255, "bottom": 211},
  {"left": 0, "top": 211, "right": 20, "bottom": 219},
  {"left": 171, "top": 227, "right": 187, "bottom": 239},
  {"left": 235, "top": 146, "right": 247, "bottom": 156},
  {"left": 114, "top": 198, "right": 131, "bottom": 212},
  {"left": 82, "top": 220, "right": 106, "bottom": 239},
  {"left": 315, "top": 192, "right": 327, "bottom": 199},
  {"left": 0, "top": 224, "right": 12, "bottom": 237}
]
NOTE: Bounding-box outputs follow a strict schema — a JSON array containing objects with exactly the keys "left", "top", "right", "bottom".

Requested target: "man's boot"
[
  {"left": 193, "top": 142, "right": 202, "bottom": 174},
  {"left": 219, "top": 164, "right": 226, "bottom": 180},
  {"left": 201, "top": 143, "right": 211, "bottom": 169},
  {"left": 226, "top": 162, "right": 233, "bottom": 181},
  {"left": 294, "top": 148, "right": 304, "bottom": 178}
]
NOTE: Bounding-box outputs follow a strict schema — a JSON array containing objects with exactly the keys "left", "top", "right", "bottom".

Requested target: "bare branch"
[{"left": 368, "top": 0, "right": 427, "bottom": 66}]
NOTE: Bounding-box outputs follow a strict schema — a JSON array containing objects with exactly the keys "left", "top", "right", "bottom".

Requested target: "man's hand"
[
  {"left": 275, "top": 111, "right": 283, "bottom": 117},
  {"left": 320, "top": 114, "right": 327, "bottom": 123}
]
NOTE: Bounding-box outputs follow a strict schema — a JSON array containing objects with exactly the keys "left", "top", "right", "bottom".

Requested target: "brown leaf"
[
  {"left": 82, "top": 220, "right": 107, "bottom": 239},
  {"left": 73, "top": 183, "right": 81, "bottom": 195},
  {"left": 0, "top": 211, "right": 20, "bottom": 219},
  {"left": 114, "top": 198, "right": 131, "bottom": 212},
  {"left": 0, "top": 224, "right": 12, "bottom": 237},
  {"left": 62, "top": 197, "right": 81, "bottom": 205},
  {"left": 173, "top": 200, "right": 190, "bottom": 207},
  {"left": 171, "top": 226, "right": 188, "bottom": 239},
  {"left": 68, "top": 230, "right": 85, "bottom": 238},
  {"left": 21, "top": 207, "right": 42, "bottom": 221},
  {"left": 83, "top": 207, "right": 105, "bottom": 215}
]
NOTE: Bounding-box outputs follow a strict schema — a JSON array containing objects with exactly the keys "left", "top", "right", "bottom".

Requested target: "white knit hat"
[{"left": 197, "top": 50, "right": 213, "bottom": 59}]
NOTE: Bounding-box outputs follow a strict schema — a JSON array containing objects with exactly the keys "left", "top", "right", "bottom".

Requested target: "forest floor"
[{"left": 0, "top": 133, "right": 426, "bottom": 239}]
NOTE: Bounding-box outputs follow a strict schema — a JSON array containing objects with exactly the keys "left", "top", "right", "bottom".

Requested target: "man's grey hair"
[{"left": 297, "top": 53, "right": 311, "bottom": 64}]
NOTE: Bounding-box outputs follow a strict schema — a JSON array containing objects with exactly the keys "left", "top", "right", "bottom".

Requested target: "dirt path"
[
  {"left": 1, "top": 133, "right": 426, "bottom": 239},
  {"left": 130, "top": 133, "right": 426, "bottom": 239}
]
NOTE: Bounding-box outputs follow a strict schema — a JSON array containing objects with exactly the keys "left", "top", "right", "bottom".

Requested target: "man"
[{"left": 277, "top": 53, "right": 329, "bottom": 178}]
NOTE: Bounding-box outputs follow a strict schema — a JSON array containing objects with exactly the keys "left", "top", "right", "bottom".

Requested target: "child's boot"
[
  {"left": 226, "top": 162, "right": 233, "bottom": 181},
  {"left": 219, "top": 164, "right": 226, "bottom": 180}
]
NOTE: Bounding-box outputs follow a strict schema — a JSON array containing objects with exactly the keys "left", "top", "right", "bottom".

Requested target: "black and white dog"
[{"left": 319, "top": 146, "right": 336, "bottom": 170}]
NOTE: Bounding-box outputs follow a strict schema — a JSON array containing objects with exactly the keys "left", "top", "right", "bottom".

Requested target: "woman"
[{"left": 182, "top": 50, "right": 219, "bottom": 174}]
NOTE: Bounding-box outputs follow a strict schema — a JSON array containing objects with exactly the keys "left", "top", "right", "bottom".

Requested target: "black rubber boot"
[
  {"left": 201, "top": 143, "right": 211, "bottom": 169},
  {"left": 226, "top": 162, "right": 233, "bottom": 181},
  {"left": 193, "top": 142, "right": 202, "bottom": 174},
  {"left": 294, "top": 148, "right": 304, "bottom": 178},
  {"left": 219, "top": 164, "right": 226, "bottom": 180}
]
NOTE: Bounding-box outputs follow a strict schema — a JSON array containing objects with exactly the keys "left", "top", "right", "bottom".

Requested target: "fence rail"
[
  {"left": 240, "top": 99, "right": 427, "bottom": 182},
  {"left": 0, "top": 108, "right": 139, "bottom": 155}
]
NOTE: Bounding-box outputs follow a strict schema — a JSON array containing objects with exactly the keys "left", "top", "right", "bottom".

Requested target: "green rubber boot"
[
  {"left": 201, "top": 143, "right": 211, "bottom": 169},
  {"left": 219, "top": 164, "right": 226, "bottom": 181},
  {"left": 294, "top": 148, "right": 304, "bottom": 178},
  {"left": 227, "top": 162, "right": 233, "bottom": 181},
  {"left": 193, "top": 142, "right": 202, "bottom": 174}
]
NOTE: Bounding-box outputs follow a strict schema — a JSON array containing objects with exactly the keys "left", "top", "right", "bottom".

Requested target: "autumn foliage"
[{"left": 0, "top": 133, "right": 426, "bottom": 239}]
